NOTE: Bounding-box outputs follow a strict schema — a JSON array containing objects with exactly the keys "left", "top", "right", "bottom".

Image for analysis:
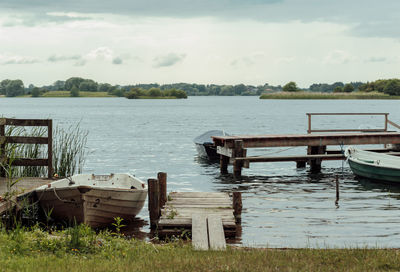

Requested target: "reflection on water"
[{"left": 1, "top": 97, "right": 400, "bottom": 247}]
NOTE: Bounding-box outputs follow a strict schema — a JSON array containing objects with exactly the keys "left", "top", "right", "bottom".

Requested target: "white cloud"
[
  {"left": 0, "top": 54, "right": 40, "bottom": 65},
  {"left": 153, "top": 53, "right": 186, "bottom": 68},
  {"left": 86, "top": 47, "right": 114, "bottom": 61}
]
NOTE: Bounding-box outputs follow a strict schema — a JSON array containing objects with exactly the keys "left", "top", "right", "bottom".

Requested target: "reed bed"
[
  {"left": 1, "top": 123, "right": 88, "bottom": 178},
  {"left": 259, "top": 91, "right": 400, "bottom": 99}
]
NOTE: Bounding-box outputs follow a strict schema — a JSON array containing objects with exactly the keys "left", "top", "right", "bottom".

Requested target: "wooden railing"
[
  {"left": 0, "top": 118, "right": 53, "bottom": 179},
  {"left": 306, "top": 113, "right": 400, "bottom": 134}
]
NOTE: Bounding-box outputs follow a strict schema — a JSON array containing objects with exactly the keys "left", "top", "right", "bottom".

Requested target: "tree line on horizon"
[{"left": 1, "top": 77, "right": 400, "bottom": 97}]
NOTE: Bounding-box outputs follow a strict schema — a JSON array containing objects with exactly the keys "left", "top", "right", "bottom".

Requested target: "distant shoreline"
[{"left": 259, "top": 91, "right": 400, "bottom": 100}]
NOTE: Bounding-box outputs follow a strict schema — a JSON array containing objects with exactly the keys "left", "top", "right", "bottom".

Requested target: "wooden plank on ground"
[
  {"left": 192, "top": 214, "right": 209, "bottom": 250},
  {"left": 207, "top": 215, "right": 226, "bottom": 250}
]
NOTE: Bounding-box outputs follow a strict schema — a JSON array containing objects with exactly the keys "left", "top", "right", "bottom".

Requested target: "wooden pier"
[
  {"left": 148, "top": 173, "right": 241, "bottom": 250},
  {"left": 213, "top": 113, "right": 400, "bottom": 177}
]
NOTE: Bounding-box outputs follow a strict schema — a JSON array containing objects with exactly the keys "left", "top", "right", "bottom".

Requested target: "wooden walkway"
[
  {"left": 148, "top": 173, "right": 241, "bottom": 250},
  {"left": 0, "top": 177, "right": 49, "bottom": 214},
  {"left": 213, "top": 132, "right": 400, "bottom": 177}
]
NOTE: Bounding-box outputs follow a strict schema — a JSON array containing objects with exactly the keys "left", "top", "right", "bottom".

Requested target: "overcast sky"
[{"left": 0, "top": 0, "right": 399, "bottom": 87}]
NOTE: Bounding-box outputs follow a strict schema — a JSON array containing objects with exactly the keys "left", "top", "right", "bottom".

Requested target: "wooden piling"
[
  {"left": 335, "top": 175, "right": 339, "bottom": 205},
  {"left": 308, "top": 145, "right": 326, "bottom": 173},
  {"left": 47, "top": 119, "right": 53, "bottom": 179},
  {"left": 233, "top": 140, "right": 244, "bottom": 178},
  {"left": 157, "top": 172, "right": 167, "bottom": 208},
  {"left": 0, "top": 118, "right": 5, "bottom": 177},
  {"left": 233, "top": 192, "right": 242, "bottom": 223},
  {"left": 148, "top": 178, "right": 160, "bottom": 229},
  {"left": 220, "top": 155, "right": 229, "bottom": 174}
]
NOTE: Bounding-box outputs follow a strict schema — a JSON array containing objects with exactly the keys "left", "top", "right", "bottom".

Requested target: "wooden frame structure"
[
  {"left": 0, "top": 118, "right": 53, "bottom": 179},
  {"left": 213, "top": 113, "right": 400, "bottom": 178}
]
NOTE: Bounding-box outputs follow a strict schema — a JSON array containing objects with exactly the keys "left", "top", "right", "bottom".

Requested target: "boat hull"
[
  {"left": 195, "top": 143, "right": 219, "bottom": 161},
  {"left": 36, "top": 186, "right": 147, "bottom": 227},
  {"left": 348, "top": 158, "right": 400, "bottom": 183}
]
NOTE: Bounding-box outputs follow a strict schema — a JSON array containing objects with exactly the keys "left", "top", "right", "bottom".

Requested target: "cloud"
[
  {"left": 112, "top": 57, "right": 123, "bottom": 65},
  {"left": 2, "top": 12, "right": 92, "bottom": 27},
  {"left": 4, "top": 0, "right": 399, "bottom": 38},
  {"left": 0, "top": 54, "right": 40, "bottom": 65},
  {"left": 48, "top": 54, "right": 81, "bottom": 62},
  {"left": 323, "top": 50, "right": 353, "bottom": 65},
  {"left": 86, "top": 47, "right": 114, "bottom": 61},
  {"left": 366, "top": 57, "right": 387, "bottom": 63},
  {"left": 153, "top": 53, "right": 186, "bottom": 68}
]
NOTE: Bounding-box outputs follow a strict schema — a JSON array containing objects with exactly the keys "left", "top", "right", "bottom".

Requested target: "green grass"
[
  {"left": 40, "top": 91, "right": 116, "bottom": 97},
  {"left": 0, "top": 225, "right": 400, "bottom": 271},
  {"left": 259, "top": 91, "right": 400, "bottom": 99}
]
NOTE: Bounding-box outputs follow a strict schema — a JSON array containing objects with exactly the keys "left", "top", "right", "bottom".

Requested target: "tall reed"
[{"left": 2, "top": 122, "right": 88, "bottom": 178}]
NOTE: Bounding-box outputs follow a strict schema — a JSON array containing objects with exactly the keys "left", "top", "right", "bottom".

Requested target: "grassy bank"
[
  {"left": 40, "top": 91, "right": 116, "bottom": 97},
  {"left": 260, "top": 91, "right": 400, "bottom": 99},
  {"left": 0, "top": 225, "right": 399, "bottom": 272}
]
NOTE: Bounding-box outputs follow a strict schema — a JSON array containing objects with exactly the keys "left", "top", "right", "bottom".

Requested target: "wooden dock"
[
  {"left": 148, "top": 173, "right": 241, "bottom": 250},
  {"left": 213, "top": 113, "right": 400, "bottom": 177},
  {"left": 0, "top": 177, "right": 50, "bottom": 214}
]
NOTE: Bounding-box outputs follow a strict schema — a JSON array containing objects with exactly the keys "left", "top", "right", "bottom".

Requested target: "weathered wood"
[
  {"left": 213, "top": 132, "right": 400, "bottom": 149},
  {"left": 47, "top": 119, "right": 53, "bottom": 179},
  {"left": 5, "top": 118, "right": 50, "bottom": 126},
  {"left": 208, "top": 215, "right": 226, "bottom": 250},
  {"left": 12, "top": 158, "right": 48, "bottom": 166},
  {"left": 235, "top": 154, "right": 345, "bottom": 163},
  {"left": 169, "top": 192, "right": 229, "bottom": 198},
  {"left": 4, "top": 136, "right": 48, "bottom": 145},
  {"left": 388, "top": 119, "right": 400, "bottom": 130},
  {"left": 233, "top": 192, "right": 242, "bottom": 223},
  {"left": 192, "top": 214, "right": 209, "bottom": 250},
  {"left": 217, "top": 146, "right": 233, "bottom": 157},
  {"left": 157, "top": 172, "right": 167, "bottom": 208},
  {"left": 147, "top": 178, "right": 160, "bottom": 229},
  {"left": 220, "top": 155, "right": 229, "bottom": 174},
  {"left": 0, "top": 123, "right": 5, "bottom": 177},
  {"left": 308, "top": 146, "right": 326, "bottom": 173},
  {"left": 233, "top": 140, "right": 244, "bottom": 178}
]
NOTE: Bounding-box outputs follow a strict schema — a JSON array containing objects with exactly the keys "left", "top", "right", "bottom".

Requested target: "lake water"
[{"left": 1, "top": 96, "right": 400, "bottom": 248}]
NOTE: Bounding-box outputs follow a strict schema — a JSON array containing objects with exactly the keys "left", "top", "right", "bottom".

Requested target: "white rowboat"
[{"left": 35, "top": 173, "right": 147, "bottom": 227}]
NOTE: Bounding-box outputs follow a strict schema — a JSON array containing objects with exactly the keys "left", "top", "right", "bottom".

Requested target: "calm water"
[{"left": 1, "top": 97, "right": 400, "bottom": 248}]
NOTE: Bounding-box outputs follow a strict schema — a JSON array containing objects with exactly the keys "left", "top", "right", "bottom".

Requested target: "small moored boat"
[
  {"left": 194, "top": 130, "right": 229, "bottom": 162},
  {"left": 345, "top": 146, "right": 400, "bottom": 183},
  {"left": 35, "top": 173, "right": 147, "bottom": 227}
]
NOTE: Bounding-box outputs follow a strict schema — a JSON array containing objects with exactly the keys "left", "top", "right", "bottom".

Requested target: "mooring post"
[
  {"left": 220, "top": 155, "right": 229, "bottom": 174},
  {"left": 335, "top": 175, "right": 339, "bottom": 205},
  {"left": 308, "top": 145, "right": 326, "bottom": 173},
  {"left": 148, "top": 178, "right": 160, "bottom": 229},
  {"left": 233, "top": 140, "right": 244, "bottom": 178},
  {"left": 0, "top": 118, "right": 5, "bottom": 177},
  {"left": 233, "top": 192, "right": 242, "bottom": 224},
  {"left": 157, "top": 172, "right": 167, "bottom": 208}
]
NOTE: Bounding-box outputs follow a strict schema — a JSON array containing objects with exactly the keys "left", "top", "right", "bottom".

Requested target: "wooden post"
[
  {"left": 233, "top": 140, "right": 244, "bottom": 178},
  {"left": 308, "top": 145, "right": 326, "bottom": 173},
  {"left": 148, "top": 178, "right": 160, "bottom": 229},
  {"left": 233, "top": 192, "right": 242, "bottom": 224},
  {"left": 335, "top": 175, "right": 339, "bottom": 206},
  {"left": 307, "top": 113, "right": 312, "bottom": 134},
  {"left": 47, "top": 119, "right": 53, "bottom": 179},
  {"left": 296, "top": 161, "right": 306, "bottom": 168},
  {"left": 157, "top": 172, "right": 167, "bottom": 208},
  {"left": 0, "top": 118, "right": 5, "bottom": 177},
  {"left": 220, "top": 155, "right": 229, "bottom": 174}
]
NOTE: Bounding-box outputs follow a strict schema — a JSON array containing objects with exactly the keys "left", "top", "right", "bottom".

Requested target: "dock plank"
[
  {"left": 192, "top": 214, "right": 209, "bottom": 250},
  {"left": 208, "top": 215, "right": 226, "bottom": 250}
]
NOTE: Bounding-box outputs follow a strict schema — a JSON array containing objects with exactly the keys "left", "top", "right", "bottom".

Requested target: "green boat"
[{"left": 345, "top": 147, "right": 400, "bottom": 183}]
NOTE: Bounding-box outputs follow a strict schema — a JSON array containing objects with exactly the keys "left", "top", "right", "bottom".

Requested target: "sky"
[{"left": 0, "top": 0, "right": 399, "bottom": 88}]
